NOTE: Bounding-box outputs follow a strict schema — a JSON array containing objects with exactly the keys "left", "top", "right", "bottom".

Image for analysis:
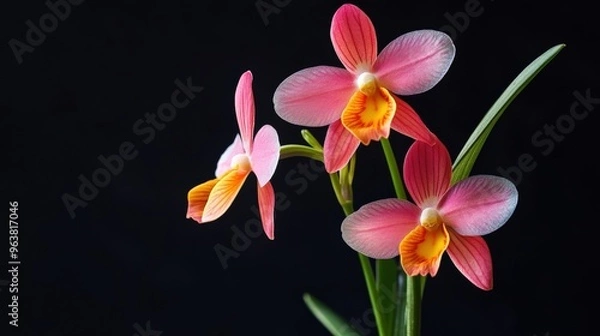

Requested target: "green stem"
[
  {"left": 301, "top": 129, "right": 323, "bottom": 150},
  {"left": 406, "top": 275, "right": 423, "bottom": 336},
  {"left": 379, "top": 138, "right": 406, "bottom": 200},
  {"left": 379, "top": 138, "right": 407, "bottom": 336},
  {"left": 358, "top": 254, "right": 384, "bottom": 336},
  {"left": 279, "top": 144, "right": 323, "bottom": 162},
  {"left": 328, "top": 174, "right": 348, "bottom": 208},
  {"left": 380, "top": 138, "right": 424, "bottom": 336},
  {"left": 393, "top": 272, "right": 407, "bottom": 335},
  {"left": 330, "top": 171, "right": 385, "bottom": 336}
]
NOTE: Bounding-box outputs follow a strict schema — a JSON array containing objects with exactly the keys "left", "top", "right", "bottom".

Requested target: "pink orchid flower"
[
  {"left": 341, "top": 141, "right": 518, "bottom": 290},
  {"left": 273, "top": 3, "right": 455, "bottom": 173},
  {"left": 186, "top": 71, "right": 280, "bottom": 240}
]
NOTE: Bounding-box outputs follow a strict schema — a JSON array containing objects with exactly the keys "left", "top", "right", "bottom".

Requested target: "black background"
[{"left": 2, "top": 0, "right": 599, "bottom": 335}]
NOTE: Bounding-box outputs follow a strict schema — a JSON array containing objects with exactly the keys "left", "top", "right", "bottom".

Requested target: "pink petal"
[
  {"left": 446, "top": 229, "right": 493, "bottom": 290},
  {"left": 390, "top": 95, "right": 438, "bottom": 146},
  {"left": 330, "top": 4, "right": 377, "bottom": 73},
  {"left": 403, "top": 141, "right": 452, "bottom": 208},
  {"left": 437, "top": 175, "right": 518, "bottom": 236},
  {"left": 323, "top": 120, "right": 360, "bottom": 173},
  {"left": 215, "top": 134, "right": 245, "bottom": 178},
  {"left": 257, "top": 181, "right": 276, "bottom": 240},
  {"left": 250, "top": 125, "right": 280, "bottom": 187},
  {"left": 341, "top": 198, "right": 421, "bottom": 259},
  {"left": 235, "top": 71, "right": 255, "bottom": 152},
  {"left": 273, "top": 66, "right": 355, "bottom": 127},
  {"left": 373, "top": 30, "right": 455, "bottom": 95}
]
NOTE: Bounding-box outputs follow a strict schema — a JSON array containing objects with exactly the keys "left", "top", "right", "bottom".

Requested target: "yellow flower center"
[
  {"left": 419, "top": 207, "right": 442, "bottom": 230},
  {"left": 231, "top": 154, "right": 251, "bottom": 172},
  {"left": 399, "top": 207, "right": 449, "bottom": 276},
  {"left": 341, "top": 72, "right": 395, "bottom": 145}
]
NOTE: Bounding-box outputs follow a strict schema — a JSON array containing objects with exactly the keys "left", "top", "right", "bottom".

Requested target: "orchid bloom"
[
  {"left": 186, "top": 71, "right": 280, "bottom": 240},
  {"left": 273, "top": 3, "right": 455, "bottom": 173},
  {"left": 341, "top": 141, "right": 518, "bottom": 290}
]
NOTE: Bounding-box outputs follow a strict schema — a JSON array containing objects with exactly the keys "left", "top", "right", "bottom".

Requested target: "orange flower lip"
[
  {"left": 399, "top": 224, "right": 449, "bottom": 277},
  {"left": 400, "top": 207, "right": 447, "bottom": 276},
  {"left": 341, "top": 85, "right": 396, "bottom": 145}
]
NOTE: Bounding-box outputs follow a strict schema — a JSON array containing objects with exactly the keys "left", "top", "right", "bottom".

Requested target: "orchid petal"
[
  {"left": 399, "top": 224, "right": 449, "bottom": 276},
  {"left": 257, "top": 181, "right": 276, "bottom": 240},
  {"left": 438, "top": 175, "right": 518, "bottom": 236},
  {"left": 215, "top": 134, "right": 245, "bottom": 178},
  {"left": 390, "top": 96, "right": 438, "bottom": 146},
  {"left": 186, "top": 178, "right": 219, "bottom": 223},
  {"left": 373, "top": 30, "right": 455, "bottom": 95},
  {"left": 202, "top": 169, "right": 250, "bottom": 222},
  {"left": 235, "top": 71, "right": 256, "bottom": 152},
  {"left": 251, "top": 125, "right": 280, "bottom": 187},
  {"left": 323, "top": 120, "right": 361, "bottom": 173},
  {"left": 446, "top": 229, "right": 493, "bottom": 290},
  {"left": 403, "top": 141, "right": 452, "bottom": 208},
  {"left": 330, "top": 3, "right": 377, "bottom": 73},
  {"left": 341, "top": 198, "right": 421, "bottom": 259},
  {"left": 273, "top": 66, "right": 355, "bottom": 127},
  {"left": 340, "top": 86, "right": 395, "bottom": 145}
]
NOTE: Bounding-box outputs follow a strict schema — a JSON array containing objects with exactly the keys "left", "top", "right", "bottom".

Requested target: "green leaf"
[
  {"left": 451, "top": 44, "right": 565, "bottom": 184},
  {"left": 303, "top": 293, "right": 359, "bottom": 336},
  {"left": 376, "top": 259, "right": 398, "bottom": 336}
]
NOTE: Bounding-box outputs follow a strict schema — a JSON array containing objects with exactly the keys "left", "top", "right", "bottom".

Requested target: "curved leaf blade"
[
  {"left": 303, "top": 293, "right": 359, "bottom": 336},
  {"left": 451, "top": 44, "right": 566, "bottom": 184}
]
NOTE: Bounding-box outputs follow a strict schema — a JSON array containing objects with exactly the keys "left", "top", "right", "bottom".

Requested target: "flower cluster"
[
  {"left": 187, "top": 3, "right": 517, "bottom": 288},
  {"left": 185, "top": 3, "right": 533, "bottom": 335}
]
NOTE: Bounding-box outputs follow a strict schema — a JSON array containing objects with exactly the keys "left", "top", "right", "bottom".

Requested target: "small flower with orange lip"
[
  {"left": 186, "top": 71, "right": 280, "bottom": 240},
  {"left": 273, "top": 3, "right": 455, "bottom": 173},
  {"left": 341, "top": 141, "right": 518, "bottom": 290}
]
